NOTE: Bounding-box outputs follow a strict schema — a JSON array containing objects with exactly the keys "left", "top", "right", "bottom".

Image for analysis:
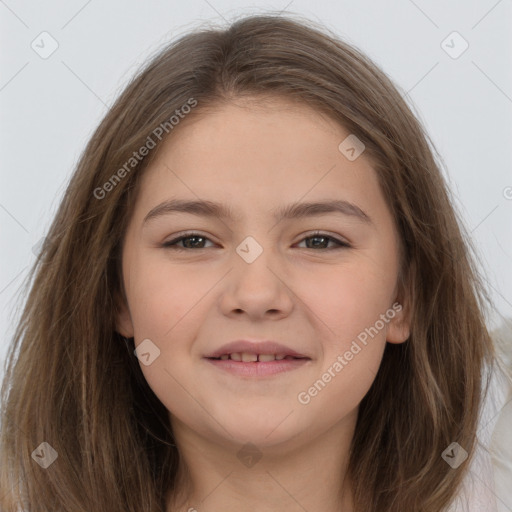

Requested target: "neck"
[{"left": 166, "top": 410, "right": 357, "bottom": 512}]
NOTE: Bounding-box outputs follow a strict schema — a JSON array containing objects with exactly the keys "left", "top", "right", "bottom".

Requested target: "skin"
[{"left": 116, "top": 96, "right": 411, "bottom": 512}]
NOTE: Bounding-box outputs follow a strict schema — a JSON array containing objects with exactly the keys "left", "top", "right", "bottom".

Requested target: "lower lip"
[{"left": 204, "top": 357, "right": 310, "bottom": 377}]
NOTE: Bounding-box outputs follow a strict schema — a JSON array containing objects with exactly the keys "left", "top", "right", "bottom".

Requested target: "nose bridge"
[
  {"left": 233, "top": 233, "right": 280, "bottom": 284},
  {"left": 221, "top": 233, "right": 293, "bottom": 317}
]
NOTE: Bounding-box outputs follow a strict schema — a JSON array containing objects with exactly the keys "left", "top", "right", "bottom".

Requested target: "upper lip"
[{"left": 204, "top": 340, "right": 310, "bottom": 359}]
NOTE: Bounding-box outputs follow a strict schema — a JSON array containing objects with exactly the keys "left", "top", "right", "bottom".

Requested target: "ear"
[
  {"left": 114, "top": 287, "right": 134, "bottom": 339},
  {"left": 386, "top": 265, "right": 412, "bottom": 344},
  {"left": 386, "top": 302, "right": 410, "bottom": 344}
]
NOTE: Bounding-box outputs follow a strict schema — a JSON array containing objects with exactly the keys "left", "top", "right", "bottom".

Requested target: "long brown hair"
[{"left": 0, "top": 13, "right": 497, "bottom": 511}]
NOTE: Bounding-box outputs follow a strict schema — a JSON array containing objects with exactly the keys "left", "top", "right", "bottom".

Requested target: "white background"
[{"left": 1, "top": 1, "right": 511, "bottom": 508}]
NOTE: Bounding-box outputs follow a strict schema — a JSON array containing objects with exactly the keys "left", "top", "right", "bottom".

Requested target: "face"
[{"left": 116, "top": 97, "right": 410, "bottom": 451}]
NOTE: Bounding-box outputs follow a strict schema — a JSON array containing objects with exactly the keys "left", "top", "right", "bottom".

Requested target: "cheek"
[
  {"left": 126, "top": 257, "right": 211, "bottom": 418},
  {"left": 295, "top": 258, "right": 397, "bottom": 345},
  {"left": 296, "top": 267, "right": 389, "bottom": 411},
  {"left": 139, "top": 362, "right": 202, "bottom": 434},
  {"left": 297, "top": 255, "right": 397, "bottom": 412},
  {"left": 128, "top": 254, "right": 213, "bottom": 340},
  {"left": 298, "top": 340, "right": 385, "bottom": 421}
]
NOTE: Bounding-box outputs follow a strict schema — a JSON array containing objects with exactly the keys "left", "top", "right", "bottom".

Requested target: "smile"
[
  {"left": 204, "top": 353, "right": 310, "bottom": 377},
  {"left": 208, "top": 352, "right": 306, "bottom": 362}
]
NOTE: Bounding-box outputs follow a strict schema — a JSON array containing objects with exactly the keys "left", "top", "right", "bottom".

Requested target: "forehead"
[
  {"left": 143, "top": 98, "right": 362, "bottom": 176},
  {"left": 129, "top": 97, "right": 386, "bottom": 228}
]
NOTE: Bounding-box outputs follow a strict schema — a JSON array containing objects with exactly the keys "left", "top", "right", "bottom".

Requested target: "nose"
[{"left": 219, "top": 244, "right": 294, "bottom": 321}]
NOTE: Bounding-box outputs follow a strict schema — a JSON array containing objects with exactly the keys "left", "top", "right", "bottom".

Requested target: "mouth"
[
  {"left": 203, "top": 340, "right": 311, "bottom": 377},
  {"left": 207, "top": 353, "right": 308, "bottom": 362}
]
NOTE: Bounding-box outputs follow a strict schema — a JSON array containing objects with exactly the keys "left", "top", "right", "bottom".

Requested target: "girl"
[{"left": 0, "top": 13, "right": 507, "bottom": 512}]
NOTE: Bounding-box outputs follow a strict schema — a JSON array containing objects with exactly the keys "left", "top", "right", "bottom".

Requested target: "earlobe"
[
  {"left": 114, "top": 288, "right": 134, "bottom": 339},
  {"left": 386, "top": 319, "right": 410, "bottom": 344},
  {"left": 387, "top": 260, "right": 413, "bottom": 344},
  {"left": 386, "top": 301, "right": 411, "bottom": 344}
]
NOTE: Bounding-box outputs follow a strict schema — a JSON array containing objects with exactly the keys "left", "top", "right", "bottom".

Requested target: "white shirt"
[{"left": 448, "top": 324, "right": 512, "bottom": 511}]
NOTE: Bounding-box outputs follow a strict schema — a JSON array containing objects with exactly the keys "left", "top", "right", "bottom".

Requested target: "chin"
[{"left": 211, "top": 410, "right": 305, "bottom": 449}]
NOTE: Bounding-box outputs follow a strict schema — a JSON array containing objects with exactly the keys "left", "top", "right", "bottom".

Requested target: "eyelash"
[{"left": 161, "top": 231, "right": 351, "bottom": 251}]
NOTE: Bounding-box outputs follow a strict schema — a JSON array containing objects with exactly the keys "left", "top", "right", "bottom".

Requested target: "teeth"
[
  {"left": 258, "top": 354, "right": 276, "bottom": 362},
  {"left": 215, "top": 353, "right": 298, "bottom": 361},
  {"left": 216, "top": 353, "right": 293, "bottom": 361}
]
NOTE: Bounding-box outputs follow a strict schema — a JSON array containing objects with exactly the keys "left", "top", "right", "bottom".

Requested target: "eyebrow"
[{"left": 143, "top": 198, "right": 372, "bottom": 225}]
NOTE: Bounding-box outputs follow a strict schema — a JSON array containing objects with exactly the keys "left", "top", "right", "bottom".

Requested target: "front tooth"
[
  {"left": 230, "top": 352, "right": 242, "bottom": 361},
  {"left": 275, "top": 354, "right": 286, "bottom": 360},
  {"left": 258, "top": 354, "right": 276, "bottom": 362},
  {"left": 220, "top": 354, "right": 229, "bottom": 360},
  {"left": 241, "top": 352, "right": 258, "bottom": 362}
]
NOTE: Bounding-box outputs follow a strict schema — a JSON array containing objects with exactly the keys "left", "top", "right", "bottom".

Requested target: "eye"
[
  {"left": 162, "top": 231, "right": 350, "bottom": 251},
  {"left": 295, "top": 231, "right": 351, "bottom": 250},
  {"left": 162, "top": 232, "right": 215, "bottom": 250}
]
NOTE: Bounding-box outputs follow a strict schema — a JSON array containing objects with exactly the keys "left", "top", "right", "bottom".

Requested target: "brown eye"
[
  {"left": 296, "top": 232, "right": 350, "bottom": 250},
  {"left": 162, "top": 233, "right": 214, "bottom": 250}
]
